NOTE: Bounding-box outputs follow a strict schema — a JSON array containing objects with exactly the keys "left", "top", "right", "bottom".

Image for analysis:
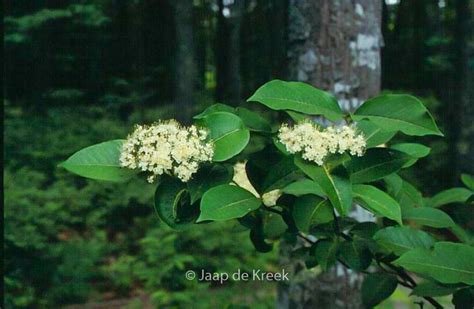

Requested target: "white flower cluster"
[
  {"left": 120, "top": 120, "right": 214, "bottom": 183},
  {"left": 278, "top": 122, "right": 366, "bottom": 165}
]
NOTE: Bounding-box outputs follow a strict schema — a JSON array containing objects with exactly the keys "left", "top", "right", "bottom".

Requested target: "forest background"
[{"left": 4, "top": 0, "right": 473, "bottom": 308}]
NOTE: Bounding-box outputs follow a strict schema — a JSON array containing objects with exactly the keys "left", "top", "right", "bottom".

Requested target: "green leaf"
[
  {"left": 356, "top": 119, "right": 396, "bottom": 148},
  {"left": 200, "top": 112, "right": 250, "bottom": 161},
  {"left": 384, "top": 174, "right": 403, "bottom": 197},
  {"left": 187, "top": 164, "right": 233, "bottom": 203},
  {"left": 338, "top": 240, "right": 372, "bottom": 271},
  {"left": 247, "top": 79, "right": 343, "bottom": 121},
  {"left": 461, "top": 174, "right": 474, "bottom": 191},
  {"left": 353, "top": 94, "right": 443, "bottom": 136},
  {"left": 373, "top": 226, "right": 435, "bottom": 256},
  {"left": 350, "top": 148, "right": 411, "bottom": 184},
  {"left": 390, "top": 143, "right": 431, "bottom": 158},
  {"left": 286, "top": 110, "right": 308, "bottom": 122},
  {"left": 250, "top": 218, "right": 273, "bottom": 252},
  {"left": 60, "top": 139, "right": 138, "bottom": 182},
  {"left": 395, "top": 179, "right": 425, "bottom": 208},
  {"left": 282, "top": 179, "right": 325, "bottom": 197},
  {"left": 295, "top": 156, "right": 352, "bottom": 216},
  {"left": 198, "top": 184, "right": 261, "bottom": 222},
  {"left": 402, "top": 207, "right": 455, "bottom": 228},
  {"left": 235, "top": 107, "right": 273, "bottom": 132},
  {"left": 292, "top": 196, "right": 332, "bottom": 233},
  {"left": 154, "top": 177, "right": 196, "bottom": 230},
  {"left": 430, "top": 188, "right": 473, "bottom": 208},
  {"left": 273, "top": 136, "right": 291, "bottom": 155},
  {"left": 412, "top": 281, "right": 458, "bottom": 297},
  {"left": 450, "top": 224, "right": 474, "bottom": 245},
  {"left": 361, "top": 273, "right": 398, "bottom": 308},
  {"left": 263, "top": 213, "right": 288, "bottom": 239},
  {"left": 246, "top": 146, "right": 285, "bottom": 194},
  {"left": 353, "top": 184, "right": 402, "bottom": 225},
  {"left": 194, "top": 103, "right": 235, "bottom": 119},
  {"left": 452, "top": 287, "right": 474, "bottom": 309},
  {"left": 395, "top": 242, "right": 474, "bottom": 285},
  {"left": 262, "top": 156, "right": 304, "bottom": 193},
  {"left": 314, "top": 239, "right": 339, "bottom": 271},
  {"left": 390, "top": 143, "right": 431, "bottom": 167},
  {"left": 350, "top": 222, "right": 379, "bottom": 239}
]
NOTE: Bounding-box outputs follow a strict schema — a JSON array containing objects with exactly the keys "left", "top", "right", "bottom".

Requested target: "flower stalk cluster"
[
  {"left": 278, "top": 122, "right": 366, "bottom": 165},
  {"left": 120, "top": 120, "right": 214, "bottom": 183}
]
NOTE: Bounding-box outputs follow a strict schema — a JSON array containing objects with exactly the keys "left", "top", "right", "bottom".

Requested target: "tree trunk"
[
  {"left": 278, "top": 1, "right": 383, "bottom": 308},
  {"left": 173, "top": 0, "right": 196, "bottom": 123},
  {"left": 215, "top": 0, "right": 244, "bottom": 105},
  {"left": 454, "top": 0, "right": 472, "bottom": 178}
]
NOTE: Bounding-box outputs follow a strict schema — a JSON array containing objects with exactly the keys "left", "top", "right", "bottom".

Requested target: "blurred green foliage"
[{"left": 4, "top": 104, "right": 277, "bottom": 308}]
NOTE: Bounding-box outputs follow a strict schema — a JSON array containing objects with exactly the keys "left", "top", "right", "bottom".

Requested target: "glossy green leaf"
[
  {"left": 353, "top": 184, "right": 402, "bottom": 225},
  {"left": 384, "top": 174, "right": 403, "bottom": 196},
  {"left": 452, "top": 287, "right": 474, "bottom": 309},
  {"left": 295, "top": 156, "right": 352, "bottom": 216},
  {"left": 154, "top": 177, "right": 196, "bottom": 230},
  {"left": 402, "top": 207, "right": 455, "bottom": 228},
  {"left": 314, "top": 239, "right": 339, "bottom": 271},
  {"left": 350, "top": 222, "right": 379, "bottom": 240},
  {"left": 356, "top": 119, "right": 397, "bottom": 148},
  {"left": 245, "top": 146, "right": 285, "bottom": 194},
  {"left": 391, "top": 143, "right": 431, "bottom": 158},
  {"left": 412, "top": 281, "right": 458, "bottom": 297},
  {"left": 361, "top": 273, "right": 398, "bottom": 308},
  {"left": 461, "top": 174, "right": 474, "bottom": 191},
  {"left": 350, "top": 148, "right": 411, "bottom": 184},
  {"left": 193, "top": 103, "right": 235, "bottom": 119},
  {"left": 395, "top": 179, "right": 425, "bottom": 208},
  {"left": 250, "top": 219, "right": 273, "bottom": 253},
  {"left": 262, "top": 156, "right": 304, "bottom": 192},
  {"left": 273, "top": 136, "right": 291, "bottom": 155},
  {"left": 236, "top": 107, "right": 273, "bottom": 132},
  {"left": 353, "top": 94, "right": 443, "bottom": 136},
  {"left": 282, "top": 179, "right": 325, "bottom": 197},
  {"left": 60, "top": 139, "right": 138, "bottom": 182},
  {"left": 263, "top": 213, "right": 288, "bottom": 239},
  {"left": 187, "top": 164, "right": 233, "bottom": 203},
  {"left": 198, "top": 184, "right": 261, "bottom": 222},
  {"left": 292, "top": 196, "right": 332, "bottom": 233},
  {"left": 200, "top": 112, "right": 250, "bottom": 161},
  {"left": 286, "top": 110, "right": 308, "bottom": 122},
  {"left": 247, "top": 79, "right": 343, "bottom": 121},
  {"left": 394, "top": 242, "right": 474, "bottom": 285},
  {"left": 390, "top": 143, "right": 431, "bottom": 167},
  {"left": 338, "top": 240, "right": 372, "bottom": 271},
  {"left": 373, "top": 226, "right": 435, "bottom": 256},
  {"left": 430, "top": 188, "right": 473, "bottom": 208}
]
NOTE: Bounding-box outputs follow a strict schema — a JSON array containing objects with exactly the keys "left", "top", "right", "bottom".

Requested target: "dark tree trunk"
[
  {"left": 173, "top": 0, "right": 196, "bottom": 123},
  {"left": 215, "top": 0, "right": 244, "bottom": 105},
  {"left": 454, "top": 0, "right": 473, "bottom": 178},
  {"left": 278, "top": 1, "right": 383, "bottom": 308}
]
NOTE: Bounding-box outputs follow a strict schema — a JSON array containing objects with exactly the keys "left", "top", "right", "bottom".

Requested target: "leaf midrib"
[
  {"left": 252, "top": 95, "right": 340, "bottom": 116},
  {"left": 205, "top": 196, "right": 259, "bottom": 219}
]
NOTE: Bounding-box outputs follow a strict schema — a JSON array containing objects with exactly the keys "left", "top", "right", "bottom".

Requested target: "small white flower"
[
  {"left": 120, "top": 120, "right": 214, "bottom": 182},
  {"left": 278, "top": 122, "right": 366, "bottom": 165}
]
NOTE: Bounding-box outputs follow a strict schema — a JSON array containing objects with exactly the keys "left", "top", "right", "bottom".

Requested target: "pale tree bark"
[
  {"left": 277, "top": 1, "right": 383, "bottom": 308},
  {"left": 173, "top": 0, "right": 196, "bottom": 123}
]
